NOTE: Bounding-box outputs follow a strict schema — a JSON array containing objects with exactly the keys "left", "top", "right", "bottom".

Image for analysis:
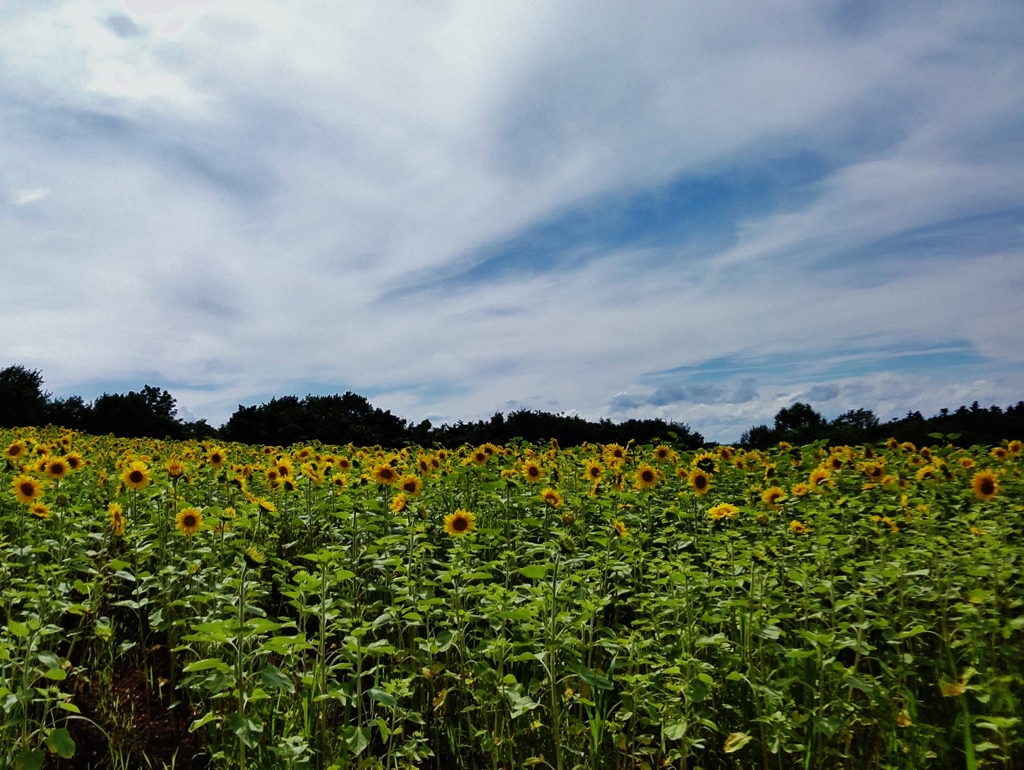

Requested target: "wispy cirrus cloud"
[{"left": 0, "top": 0, "right": 1021, "bottom": 441}]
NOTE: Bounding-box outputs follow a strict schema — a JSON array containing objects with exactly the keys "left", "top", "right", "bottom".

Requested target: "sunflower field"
[{"left": 1, "top": 428, "right": 1022, "bottom": 770}]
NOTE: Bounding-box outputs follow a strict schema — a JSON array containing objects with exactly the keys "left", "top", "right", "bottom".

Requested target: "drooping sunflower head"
[
  {"left": 244, "top": 545, "right": 266, "bottom": 568},
  {"left": 612, "top": 519, "right": 628, "bottom": 538},
  {"left": 791, "top": 482, "right": 811, "bottom": 497},
  {"left": 390, "top": 492, "right": 408, "bottom": 512},
  {"left": 176, "top": 507, "right": 203, "bottom": 535},
  {"left": 29, "top": 502, "right": 50, "bottom": 519},
  {"left": 688, "top": 468, "right": 711, "bottom": 495},
  {"left": 541, "top": 488, "right": 562, "bottom": 508},
  {"left": 444, "top": 509, "right": 476, "bottom": 536},
  {"left": 971, "top": 470, "right": 999, "bottom": 501},
  {"left": 108, "top": 502, "right": 125, "bottom": 536},
  {"left": 635, "top": 463, "right": 660, "bottom": 490},
  {"left": 915, "top": 465, "right": 938, "bottom": 482},
  {"left": 790, "top": 520, "right": 809, "bottom": 535},
  {"left": 121, "top": 461, "right": 150, "bottom": 491},
  {"left": 12, "top": 475, "right": 43, "bottom": 505}
]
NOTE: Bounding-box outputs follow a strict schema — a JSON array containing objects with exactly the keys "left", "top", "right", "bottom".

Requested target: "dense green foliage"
[{"left": 1, "top": 427, "right": 1022, "bottom": 769}]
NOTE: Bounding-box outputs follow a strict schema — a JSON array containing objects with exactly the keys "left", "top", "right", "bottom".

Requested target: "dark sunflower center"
[
  {"left": 129, "top": 471, "right": 144, "bottom": 483},
  {"left": 20, "top": 482, "right": 34, "bottom": 496},
  {"left": 694, "top": 476, "right": 707, "bottom": 489},
  {"left": 980, "top": 479, "right": 995, "bottom": 495},
  {"left": 641, "top": 470, "right": 654, "bottom": 482},
  {"left": 453, "top": 517, "right": 468, "bottom": 531},
  {"left": 183, "top": 515, "right": 198, "bottom": 528}
]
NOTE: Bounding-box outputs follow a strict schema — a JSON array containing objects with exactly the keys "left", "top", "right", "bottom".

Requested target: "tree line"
[
  {"left": 2, "top": 364, "right": 1020, "bottom": 449},
  {"left": 0, "top": 365, "right": 704, "bottom": 448}
]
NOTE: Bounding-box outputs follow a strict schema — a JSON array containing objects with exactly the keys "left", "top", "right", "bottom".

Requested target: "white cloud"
[
  {"left": 10, "top": 188, "right": 50, "bottom": 205},
  {"left": 0, "top": 0, "right": 1022, "bottom": 442}
]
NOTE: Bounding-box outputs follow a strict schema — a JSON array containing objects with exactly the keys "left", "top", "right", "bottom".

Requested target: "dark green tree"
[{"left": 0, "top": 365, "right": 49, "bottom": 428}]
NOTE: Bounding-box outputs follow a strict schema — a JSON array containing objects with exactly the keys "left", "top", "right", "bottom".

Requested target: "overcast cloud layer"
[{"left": 2, "top": 0, "right": 1023, "bottom": 441}]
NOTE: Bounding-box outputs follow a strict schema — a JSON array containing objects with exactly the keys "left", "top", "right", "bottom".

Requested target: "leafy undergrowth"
[{"left": 2, "top": 428, "right": 1022, "bottom": 769}]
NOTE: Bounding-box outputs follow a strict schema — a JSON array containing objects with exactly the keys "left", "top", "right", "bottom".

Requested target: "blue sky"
[{"left": 2, "top": 0, "right": 1023, "bottom": 441}]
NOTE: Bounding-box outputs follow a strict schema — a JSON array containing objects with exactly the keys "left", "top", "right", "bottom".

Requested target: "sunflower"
[
  {"left": 604, "top": 444, "right": 627, "bottom": 466},
  {"left": 541, "top": 488, "right": 562, "bottom": 508},
  {"left": 959, "top": 456, "right": 976, "bottom": 469},
  {"left": 1008, "top": 440, "right": 1022, "bottom": 455},
  {"left": 791, "top": 482, "right": 811, "bottom": 497},
  {"left": 282, "top": 478, "right": 299, "bottom": 493},
  {"left": 397, "top": 474, "right": 422, "bottom": 496},
  {"left": 915, "top": 465, "right": 938, "bottom": 482},
  {"left": 207, "top": 447, "right": 227, "bottom": 469},
  {"left": 707, "top": 503, "right": 739, "bottom": 521},
  {"left": 790, "top": 520, "right": 809, "bottom": 534},
  {"left": 275, "top": 457, "right": 294, "bottom": 478},
  {"left": 522, "top": 461, "right": 543, "bottom": 483},
  {"left": 371, "top": 464, "right": 398, "bottom": 485},
  {"left": 29, "top": 502, "right": 50, "bottom": 519},
  {"left": 762, "top": 486, "right": 787, "bottom": 510},
  {"left": 256, "top": 497, "right": 277, "bottom": 513},
  {"left": 166, "top": 459, "right": 186, "bottom": 478},
  {"left": 470, "top": 448, "right": 489, "bottom": 465},
  {"left": 635, "top": 463, "right": 660, "bottom": 490},
  {"left": 12, "top": 475, "right": 43, "bottom": 504},
  {"left": 653, "top": 445, "right": 673, "bottom": 463},
  {"left": 108, "top": 502, "right": 125, "bottom": 536},
  {"left": 971, "top": 470, "right": 999, "bottom": 501},
  {"left": 612, "top": 519, "right": 628, "bottom": 538},
  {"left": 44, "top": 457, "right": 69, "bottom": 480},
  {"left": 301, "top": 462, "right": 324, "bottom": 483},
  {"left": 991, "top": 447, "right": 1008, "bottom": 461},
  {"left": 778, "top": 441, "right": 794, "bottom": 452},
  {"left": 336, "top": 456, "right": 353, "bottom": 473},
  {"left": 444, "top": 509, "right": 476, "bottom": 536},
  {"left": 692, "top": 451, "right": 717, "bottom": 474},
  {"left": 688, "top": 468, "right": 711, "bottom": 496},
  {"left": 244, "top": 545, "right": 266, "bottom": 568},
  {"left": 582, "top": 460, "right": 603, "bottom": 483},
  {"left": 390, "top": 492, "right": 408, "bottom": 512},
  {"left": 176, "top": 507, "right": 203, "bottom": 535},
  {"left": 808, "top": 466, "right": 832, "bottom": 489},
  {"left": 861, "top": 462, "right": 885, "bottom": 480},
  {"left": 121, "top": 461, "right": 150, "bottom": 491},
  {"left": 717, "top": 446, "right": 735, "bottom": 462},
  {"left": 4, "top": 440, "right": 26, "bottom": 463}
]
